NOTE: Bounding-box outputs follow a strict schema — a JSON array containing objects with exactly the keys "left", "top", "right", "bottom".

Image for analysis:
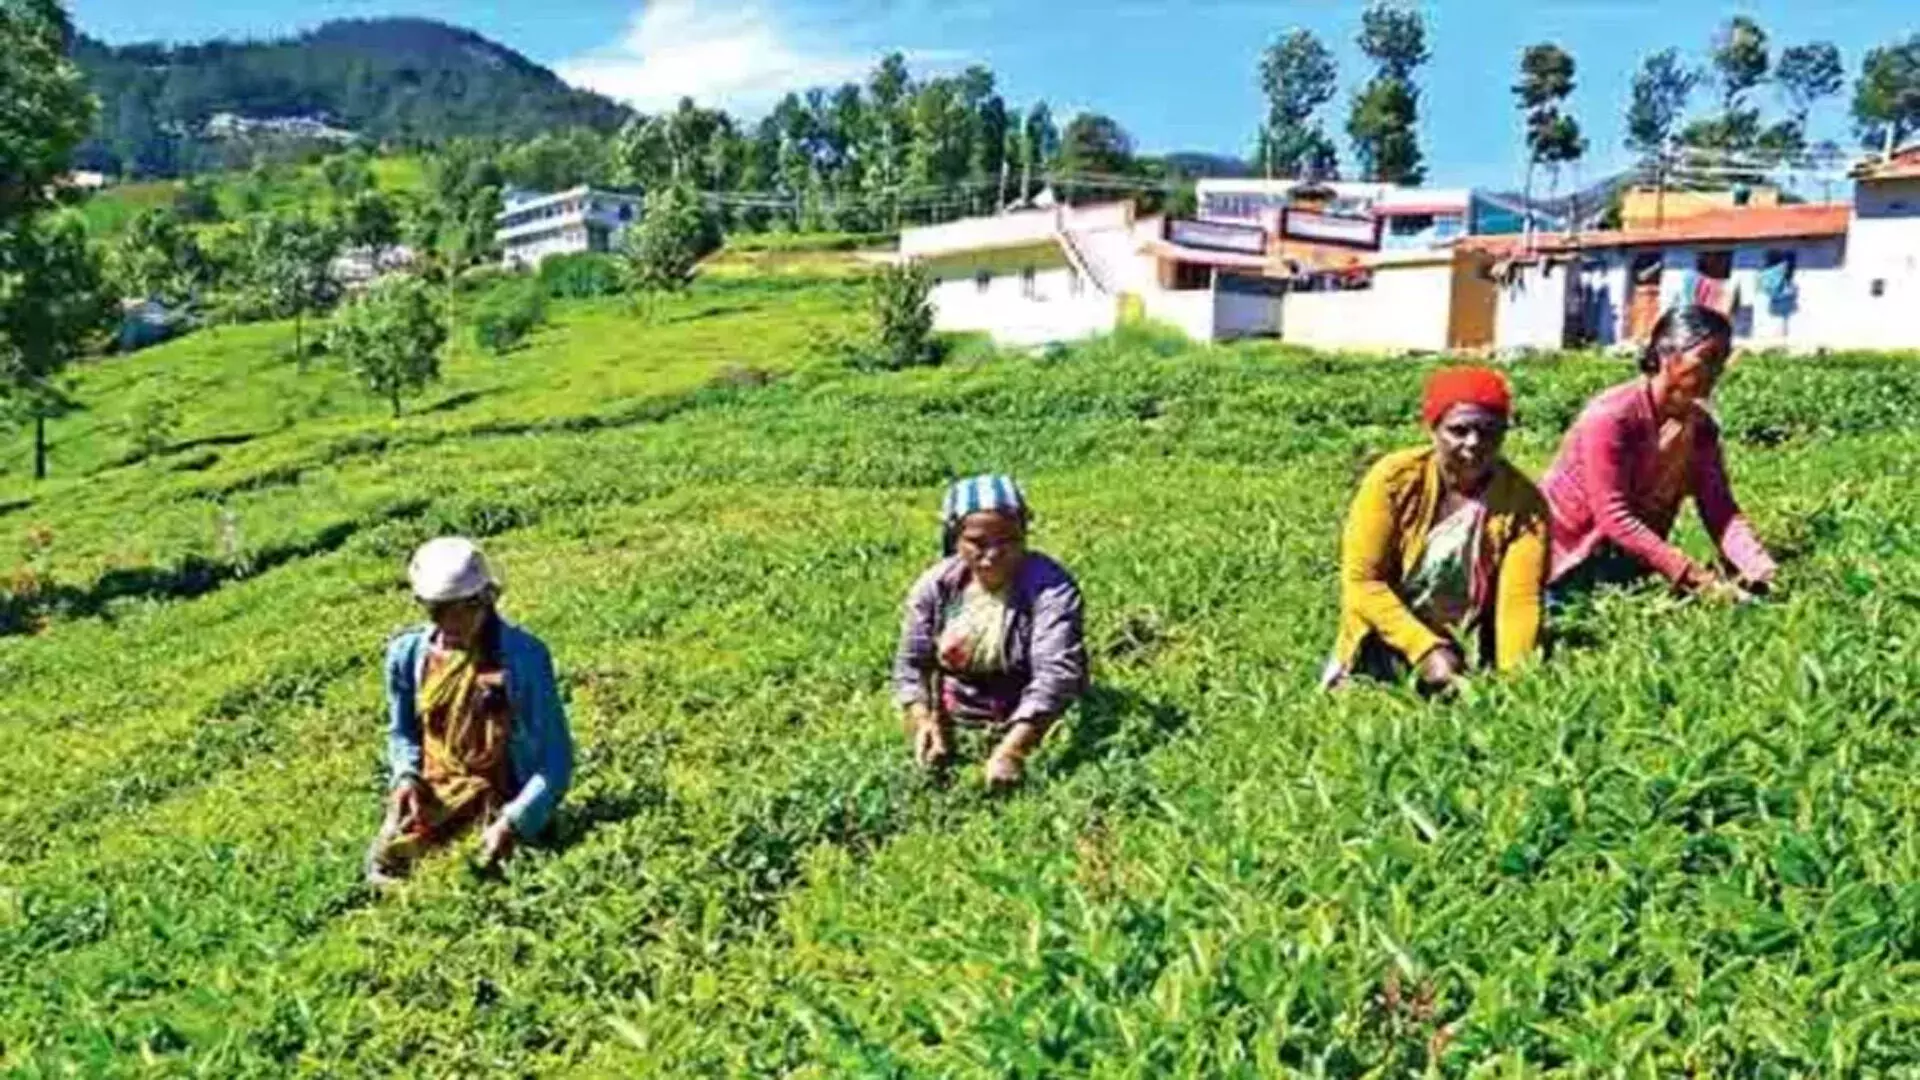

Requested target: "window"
[
  {"left": 1871, "top": 279, "right": 1887, "bottom": 298},
  {"left": 618, "top": 204, "right": 634, "bottom": 222},
  {"left": 1630, "top": 252, "right": 1662, "bottom": 285},
  {"left": 1068, "top": 269, "right": 1084, "bottom": 296},
  {"left": 1388, "top": 214, "right": 1435, "bottom": 237},
  {"left": 974, "top": 270, "right": 991, "bottom": 294},
  {"left": 1020, "top": 266, "right": 1037, "bottom": 299},
  {"left": 1697, "top": 250, "right": 1733, "bottom": 280},
  {"left": 1171, "top": 261, "right": 1212, "bottom": 292}
]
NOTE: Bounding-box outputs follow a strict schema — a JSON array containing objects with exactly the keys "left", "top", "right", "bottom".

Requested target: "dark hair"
[{"left": 1639, "top": 305, "right": 1733, "bottom": 375}]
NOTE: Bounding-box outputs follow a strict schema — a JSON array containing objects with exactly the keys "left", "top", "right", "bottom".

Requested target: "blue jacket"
[{"left": 384, "top": 619, "right": 574, "bottom": 838}]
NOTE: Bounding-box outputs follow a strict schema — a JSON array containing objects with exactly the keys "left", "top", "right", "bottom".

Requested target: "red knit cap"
[{"left": 1422, "top": 366, "right": 1513, "bottom": 427}]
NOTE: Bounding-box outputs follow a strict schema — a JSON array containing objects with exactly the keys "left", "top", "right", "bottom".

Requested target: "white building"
[
  {"left": 1843, "top": 146, "right": 1920, "bottom": 351},
  {"left": 898, "top": 202, "right": 1144, "bottom": 348},
  {"left": 496, "top": 186, "right": 645, "bottom": 269}
]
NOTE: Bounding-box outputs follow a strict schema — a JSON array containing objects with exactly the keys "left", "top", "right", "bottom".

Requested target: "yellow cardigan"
[{"left": 1332, "top": 445, "right": 1550, "bottom": 674}]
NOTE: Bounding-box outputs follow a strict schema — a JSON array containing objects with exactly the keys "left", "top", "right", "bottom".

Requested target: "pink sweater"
[{"left": 1540, "top": 379, "right": 1776, "bottom": 585}]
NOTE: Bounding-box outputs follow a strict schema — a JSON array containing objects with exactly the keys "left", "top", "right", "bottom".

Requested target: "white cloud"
[{"left": 558, "top": 0, "right": 947, "bottom": 116}]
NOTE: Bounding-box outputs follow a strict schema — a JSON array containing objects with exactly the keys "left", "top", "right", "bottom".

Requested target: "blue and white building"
[{"left": 495, "top": 186, "right": 645, "bottom": 269}]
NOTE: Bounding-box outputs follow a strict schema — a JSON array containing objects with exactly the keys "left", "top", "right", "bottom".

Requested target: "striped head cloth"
[{"left": 940, "top": 474, "right": 1029, "bottom": 554}]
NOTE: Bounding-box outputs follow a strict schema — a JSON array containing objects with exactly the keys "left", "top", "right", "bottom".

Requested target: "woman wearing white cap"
[
  {"left": 893, "top": 474, "right": 1089, "bottom": 789},
  {"left": 367, "top": 537, "right": 574, "bottom": 884}
]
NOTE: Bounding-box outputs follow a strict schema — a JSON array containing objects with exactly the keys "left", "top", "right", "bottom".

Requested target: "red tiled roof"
[
  {"left": 1461, "top": 203, "right": 1850, "bottom": 255},
  {"left": 1852, "top": 145, "right": 1920, "bottom": 180}
]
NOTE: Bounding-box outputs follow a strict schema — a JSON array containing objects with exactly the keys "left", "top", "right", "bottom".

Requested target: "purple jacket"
[{"left": 892, "top": 553, "right": 1089, "bottom": 726}]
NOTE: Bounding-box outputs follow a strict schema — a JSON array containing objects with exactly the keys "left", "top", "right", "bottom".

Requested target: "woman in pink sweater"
[{"left": 1540, "top": 306, "right": 1776, "bottom": 599}]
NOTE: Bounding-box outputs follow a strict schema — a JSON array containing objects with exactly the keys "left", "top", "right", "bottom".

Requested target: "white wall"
[
  {"left": 902, "top": 209, "right": 1058, "bottom": 258},
  {"left": 930, "top": 267, "right": 1116, "bottom": 347},
  {"left": 1281, "top": 262, "right": 1455, "bottom": 353},
  {"left": 1494, "top": 261, "right": 1569, "bottom": 351},
  {"left": 1140, "top": 289, "right": 1216, "bottom": 342},
  {"left": 1840, "top": 179, "right": 1920, "bottom": 350}
]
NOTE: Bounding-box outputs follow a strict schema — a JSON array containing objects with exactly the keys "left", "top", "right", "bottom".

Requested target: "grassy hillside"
[
  {"left": 3, "top": 271, "right": 1920, "bottom": 1074},
  {"left": 76, "top": 156, "right": 428, "bottom": 238}
]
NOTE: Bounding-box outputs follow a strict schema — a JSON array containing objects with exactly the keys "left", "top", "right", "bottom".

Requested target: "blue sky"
[{"left": 69, "top": 0, "right": 1912, "bottom": 191}]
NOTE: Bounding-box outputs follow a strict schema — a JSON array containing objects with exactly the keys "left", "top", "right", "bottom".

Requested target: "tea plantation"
[{"left": 3, "top": 269, "right": 1920, "bottom": 1076}]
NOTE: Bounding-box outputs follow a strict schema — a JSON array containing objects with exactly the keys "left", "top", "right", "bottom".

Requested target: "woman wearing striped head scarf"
[{"left": 893, "top": 474, "right": 1089, "bottom": 789}]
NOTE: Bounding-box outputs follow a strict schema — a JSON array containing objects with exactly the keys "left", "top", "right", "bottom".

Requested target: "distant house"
[
  {"left": 1466, "top": 145, "right": 1920, "bottom": 354},
  {"left": 203, "top": 112, "right": 357, "bottom": 143},
  {"left": 331, "top": 244, "right": 417, "bottom": 290},
  {"left": 1194, "top": 178, "right": 1565, "bottom": 248},
  {"left": 495, "top": 186, "right": 645, "bottom": 269}
]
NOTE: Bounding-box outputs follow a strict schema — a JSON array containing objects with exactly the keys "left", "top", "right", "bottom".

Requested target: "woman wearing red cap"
[
  {"left": 1323, "top": 365, "right": 1551, "bottom": 691},
  {"left": 1540, "top": 306, "right": 1775, "bottom": 600}
]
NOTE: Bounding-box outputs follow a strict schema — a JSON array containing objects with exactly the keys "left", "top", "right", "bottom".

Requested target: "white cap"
[{"left": 407, "top": 537, "right": 499, "bottom": 603}]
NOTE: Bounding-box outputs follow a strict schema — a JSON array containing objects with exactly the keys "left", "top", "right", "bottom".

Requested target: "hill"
[
  {"left": 72, "top": 18, "right": 632, "bottom": 178},
  {"left": 3, "top": 265, "right": 1920, "bottom": 1071}
]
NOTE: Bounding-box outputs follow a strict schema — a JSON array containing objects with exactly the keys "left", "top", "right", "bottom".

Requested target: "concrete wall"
[
  {"left": 1495, "top": 261, "right": 1570, "bottom": 351},
  {"left": 930, "top": 267, "right": 1116, "bottom": 347},
  {"left": 1842, "top": 179, "right": 1920, "bottom": 350},
  {"left": 1140, "top": 289, "right": 1216, "bottom": 342},
  {"left": 1643, "top": 239, "right": 1852, "bottom": 351},
  {"left": 901, "top": 208, "right": 1058, "bottom": 258},
  {"left": 1281, "top": 261, "right": 1456, "bottom": 353}
]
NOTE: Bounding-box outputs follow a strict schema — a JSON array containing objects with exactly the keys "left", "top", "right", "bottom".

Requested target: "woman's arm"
[
  {"left": 1009, "top": 575, "right": 1089, "bottom": 727},
  {"left": 1578, "top": 406, "right": 1696, "bottom": 583},
  {"left": 385, "top": 633, "right": 424, "bottom": 789},
  {"left": 1492, "top": 502, "right": 1549, "bottom": 672},
  {"left": 501, "top": 639, "right": 574, "bottom": 838},
  {"left": 1692, "top": 421, "right": 1777, "bottom": 584},
  {"left": 892, "top": 568, "right": 944, "bottom": 709},
  {"left": 1341, "top": 461, "right": 1446, "bottom": 665}
]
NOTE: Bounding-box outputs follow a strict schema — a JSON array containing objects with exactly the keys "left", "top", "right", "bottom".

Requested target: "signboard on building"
[
  {"left": 1281, "top": 208, "right": 1381, "bottom": 250},
  {"left": 1167, "top": 218, "right": 1268, "bottom": 255}
]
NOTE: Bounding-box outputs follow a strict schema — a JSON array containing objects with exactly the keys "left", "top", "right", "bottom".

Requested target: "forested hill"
[{"left": 73, "top": 17, "right": 633, "bottom": 178}]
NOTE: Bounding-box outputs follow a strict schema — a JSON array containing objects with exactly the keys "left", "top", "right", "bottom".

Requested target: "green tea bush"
[
  {"left": 537, "top": 252, "right": 628, "bottom": 299},
  {"left": 469, "top": 278, "right": 548, "bottom": 355},
  {"left": 4, "top": 272, "right": 1920, "bottom": 1076}
]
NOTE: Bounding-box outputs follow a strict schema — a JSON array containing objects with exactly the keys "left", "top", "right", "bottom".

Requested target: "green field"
[{"left": 4, "top": 267, "right": 1920, "bottom": 1076}]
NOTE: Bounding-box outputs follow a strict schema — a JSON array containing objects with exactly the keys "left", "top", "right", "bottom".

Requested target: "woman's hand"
[
  {"left": 1416, "top": 644, "right": 1466, "bottom": 691},
  {"left": 908, "top": 704, "right": 952, "bottom": 769},
  {"left": 986, "top": 721, "right": 1045, "bottom": 791},
  {"left": 390, "top": 779, "right": 426, "bottom": 832},
  {"left": 481, "top": 816, "right": 517, "bottom": 866},
  {"left": 1677, "top": 562, "right": 1722, "bottom": 595}
]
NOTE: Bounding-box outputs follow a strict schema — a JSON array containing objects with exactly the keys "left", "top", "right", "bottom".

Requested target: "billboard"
[
  {"left": 1166, "top": 217, "right": 1268, "bottom": 256},
  {"left": 1280, "top": 208, "right": 1381, "bottom": 250}
]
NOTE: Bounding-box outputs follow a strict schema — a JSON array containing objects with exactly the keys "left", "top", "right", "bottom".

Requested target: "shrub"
[
  {"left": 864, "top": 261, "right": 938, "bottom": 371},
  {"left": 470, "top": 279, "right": 548, "bottom": 355},
  {"left": 538, "top": 252, "right": 628, "bottom": 299},
  {"left": 625, "top": 185, "right": 721, "bottom": 294}
]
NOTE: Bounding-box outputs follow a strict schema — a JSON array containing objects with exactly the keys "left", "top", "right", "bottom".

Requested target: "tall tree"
[
  {"left": 1514, "top": 44, "right": 1586, "bottom": 216},
  {"left": 1, "top": 0, "right": 94, "bottom": 225},
  {"left": 1054, "top": 113, "right": 1134, "bottom": 202},
  {"left": 1681, "top": 16, "right": 1770, "bottom": 161},
  {"left": 244, "top": 211, "right": 340, "bottom": 363},
  {"left": 1853, "top": 35, "right": 1920, "bottom": 151},
  {"left": 1017, "top": 103, "right": 1058, "bottom": 205},
  {"left": 327, "top": 275, "right": 447, "bottom": 418},
  {"left": 1257, "top": 29, "right": 1339, "bottom": 178},
  {"left": 1774, "top": 42, "right": 1844, "bottom": 144},
  {"left": 0, "top": 213, "right": 111, "bottom": 479},
  {"left": 1347, "top": 3, "right": 1429, "bottom": 184},
  {"left": 1625, "top": 48, "right": 1699, "bottom": 196}
]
